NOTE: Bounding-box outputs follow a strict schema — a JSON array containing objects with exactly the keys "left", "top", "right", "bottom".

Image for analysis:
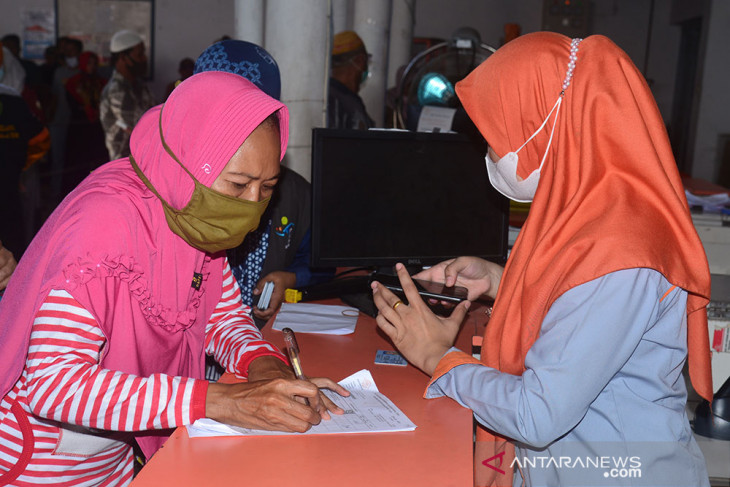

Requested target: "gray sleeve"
[{"left": 426, "top": 269, "right": 665, "bottom": 448}]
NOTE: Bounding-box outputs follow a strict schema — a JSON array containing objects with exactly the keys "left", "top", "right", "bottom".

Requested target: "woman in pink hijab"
[{"left": 0, "top": 71, "right": 347, "bottom": 486}]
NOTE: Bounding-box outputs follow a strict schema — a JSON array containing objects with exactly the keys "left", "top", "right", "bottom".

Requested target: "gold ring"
[{"left": 392, "top": 300, "right": 403, "bottom": 310}]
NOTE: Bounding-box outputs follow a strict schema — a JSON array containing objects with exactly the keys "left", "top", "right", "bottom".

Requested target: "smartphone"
[{"left": 372, "top": 274, "right": 469, "bottom": 304}]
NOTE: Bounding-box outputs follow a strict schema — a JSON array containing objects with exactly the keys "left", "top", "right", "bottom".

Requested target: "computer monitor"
[{"left": 310, "top": 128, "right": 509, "bottom": 273}]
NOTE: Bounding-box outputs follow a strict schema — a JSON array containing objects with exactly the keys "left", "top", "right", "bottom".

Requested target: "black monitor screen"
[{"left": 311, "top": 128, "right": 509, "bottom": 269}]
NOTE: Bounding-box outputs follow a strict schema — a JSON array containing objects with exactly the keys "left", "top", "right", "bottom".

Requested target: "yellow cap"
[
  {"left": 284, "top": 288, "right": 302, "bottom": 303},
  {"left": 332, "top": 31, "right": 365, "bottom": 56}
]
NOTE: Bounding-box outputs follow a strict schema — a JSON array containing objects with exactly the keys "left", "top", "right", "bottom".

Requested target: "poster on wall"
[
  {"left": 21, "top": 9, "right": 56, "bottom": 61},
  {"left": 56, "top": 0, "right": 154, "bottom": 78}
]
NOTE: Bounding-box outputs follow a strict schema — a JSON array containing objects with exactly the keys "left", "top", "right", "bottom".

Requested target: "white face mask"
[
  {"left": 486, "top": 37, "right": 583, "bottom": 203},
  {"left": 485, "top": 96, "right": 563, "bottom": 203},
  {"left": 66, "top": 56, "right": 78, "bottom": 68}
]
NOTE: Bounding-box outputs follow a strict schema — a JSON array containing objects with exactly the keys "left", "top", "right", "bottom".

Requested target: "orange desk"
[{"left": 131, "top": 302, "right": 488, "bottom": 487}]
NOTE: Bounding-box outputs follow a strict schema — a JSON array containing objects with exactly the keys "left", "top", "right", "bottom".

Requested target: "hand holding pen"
[
  {"left": 205, "top": 338, "right": 351, "bottom": 433},
  {"left": 283, "top": 327, "right": 310, "bottom": 405},
  {"left": 282, "top": 327, "right": 351, "bottom": 419}
]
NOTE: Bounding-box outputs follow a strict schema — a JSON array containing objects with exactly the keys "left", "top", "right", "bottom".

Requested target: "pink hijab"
[{"left": 0, "top": 71, "right": 289, "bottom": 456}]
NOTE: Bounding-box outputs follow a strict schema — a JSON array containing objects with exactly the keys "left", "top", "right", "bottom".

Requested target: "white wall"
[
  {"left": 152, "top": 0, "right": 235, "bottom": 100},
  {"left": 413, "top": 0, "right": 542, "bottom": 47}
]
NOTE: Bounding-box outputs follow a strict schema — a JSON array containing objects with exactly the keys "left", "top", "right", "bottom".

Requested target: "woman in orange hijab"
[{"left": 371, "top": 32, "right": 712, "bottom": 487}]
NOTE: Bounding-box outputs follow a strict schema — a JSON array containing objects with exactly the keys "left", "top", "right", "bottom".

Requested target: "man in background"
[
  {"left": 99, "top": 29, "right": 154, "bottom": 160},
  {"left": 327, "top": 30, "right": 374, "bottom": 130}
]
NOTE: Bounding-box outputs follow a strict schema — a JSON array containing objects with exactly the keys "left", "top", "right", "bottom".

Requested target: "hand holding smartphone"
[{"left": 371, "top": 273, "right": 468, "bottom": 316}]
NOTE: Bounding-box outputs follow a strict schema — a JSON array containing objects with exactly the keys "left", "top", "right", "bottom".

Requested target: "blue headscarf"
[{"left": 194, "top": 39, "right": 281, "bottom": 100}]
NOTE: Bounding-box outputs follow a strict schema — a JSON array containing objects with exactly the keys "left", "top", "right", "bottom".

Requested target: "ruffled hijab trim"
[{"left": 61, "top": 253, "right": 211, "bottom": 332}]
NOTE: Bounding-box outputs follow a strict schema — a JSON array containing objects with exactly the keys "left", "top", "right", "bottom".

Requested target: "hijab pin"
[{"left": 561, "top": 38, "right": 583, "bottom": 96}]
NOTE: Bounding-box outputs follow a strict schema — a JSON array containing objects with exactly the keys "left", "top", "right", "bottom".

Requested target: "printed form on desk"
[{"left": 187, "top": 369, "right": 416, "bottom": 437}]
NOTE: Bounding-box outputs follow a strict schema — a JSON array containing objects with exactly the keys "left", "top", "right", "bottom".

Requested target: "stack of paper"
[
  {"left": 187, "top": 369, "right": 416, "bottom": 437},
  {"left": 271, "top": 302, "right": 359, "bottom": 335},
  {"left": 685, "top": 189, "right": 730, "bottom": 213}
]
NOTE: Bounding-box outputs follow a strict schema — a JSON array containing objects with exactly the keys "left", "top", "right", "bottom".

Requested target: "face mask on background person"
[
  {"left": 127, "top": 56, "right": 147, "bottom": 78},
  {"left": 65, "top": 56, "right": 78, "bottom": 68},
  {"left": 360, "top": 67, "right": 370, "bottom": 87},
  {"left": 485, "top": 95, "right": 563, "bottom": 203},
  {"left": 350, "top": 54, "right": 370, "bottom": 89},
  {"left": 129, "top": 110, "right": 270, "bottom": 254}
]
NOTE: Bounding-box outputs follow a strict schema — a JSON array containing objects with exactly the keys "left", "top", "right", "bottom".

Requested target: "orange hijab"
[{"left": 455, "top": 32, "right": 712, "bottom": 485}]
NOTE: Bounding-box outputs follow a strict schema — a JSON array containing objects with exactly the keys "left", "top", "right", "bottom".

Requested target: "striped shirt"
[{"left": 0, "top": 261, "right": 284, "bottom": 486}]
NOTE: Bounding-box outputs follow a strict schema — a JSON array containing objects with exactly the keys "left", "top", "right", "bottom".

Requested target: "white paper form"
[
  {"left": 186, "top": 369, "right": 416, "bottom": 437},
  {"left": 270, "top": 302, "right": 359, "bottom": 335}
]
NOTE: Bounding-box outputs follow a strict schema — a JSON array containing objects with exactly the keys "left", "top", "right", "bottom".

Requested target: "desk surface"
[{"left": 131, "top": 302, "right": 488, "bottom": 487}]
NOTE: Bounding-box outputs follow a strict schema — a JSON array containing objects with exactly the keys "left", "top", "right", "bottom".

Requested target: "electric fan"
[{"left": 395, "top": 27, "right": 497, "bottom": 132}]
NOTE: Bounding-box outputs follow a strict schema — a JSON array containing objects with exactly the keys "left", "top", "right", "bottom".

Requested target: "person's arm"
[
  {"left": 205, "top": 259, "right": 350, "bottom": 423},
  {"left": 24, "top": 127, "right": 50, "bottom": 170},
  {"left": 24, "top": 288, "right": 336, "bottom": 434},
  {"left": 426, "top": 269, "right": 667, "bottom": 448},
  {"left": 24, "top": 289, "right": 207, "bottom": 430},
  {"left": 204, "top": 259, "right": 289, "bottom": 377}
]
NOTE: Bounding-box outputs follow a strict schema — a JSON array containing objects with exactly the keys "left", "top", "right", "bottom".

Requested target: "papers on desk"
[
  {"left": 186, "top": 369, "right": 416, "bottom": 437},
  {"left": 271, "top": 302, "right": 359, "bottom": 335},
  {"left": 686, "top": 189, "right": 730, "bottom": 213}
]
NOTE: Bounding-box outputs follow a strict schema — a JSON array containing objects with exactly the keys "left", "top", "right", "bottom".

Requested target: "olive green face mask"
[{"left": 130, "top": 111, "right": 270, "bottom": 254}]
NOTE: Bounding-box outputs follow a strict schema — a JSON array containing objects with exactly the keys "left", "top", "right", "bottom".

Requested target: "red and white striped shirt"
[{"left": 0, "top": 261, "right": 285, "bottom": 486}]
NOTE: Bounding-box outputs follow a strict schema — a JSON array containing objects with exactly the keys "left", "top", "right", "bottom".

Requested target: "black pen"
[{"left": 282, "top": 327, "right": 309, "bottom": 406}]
